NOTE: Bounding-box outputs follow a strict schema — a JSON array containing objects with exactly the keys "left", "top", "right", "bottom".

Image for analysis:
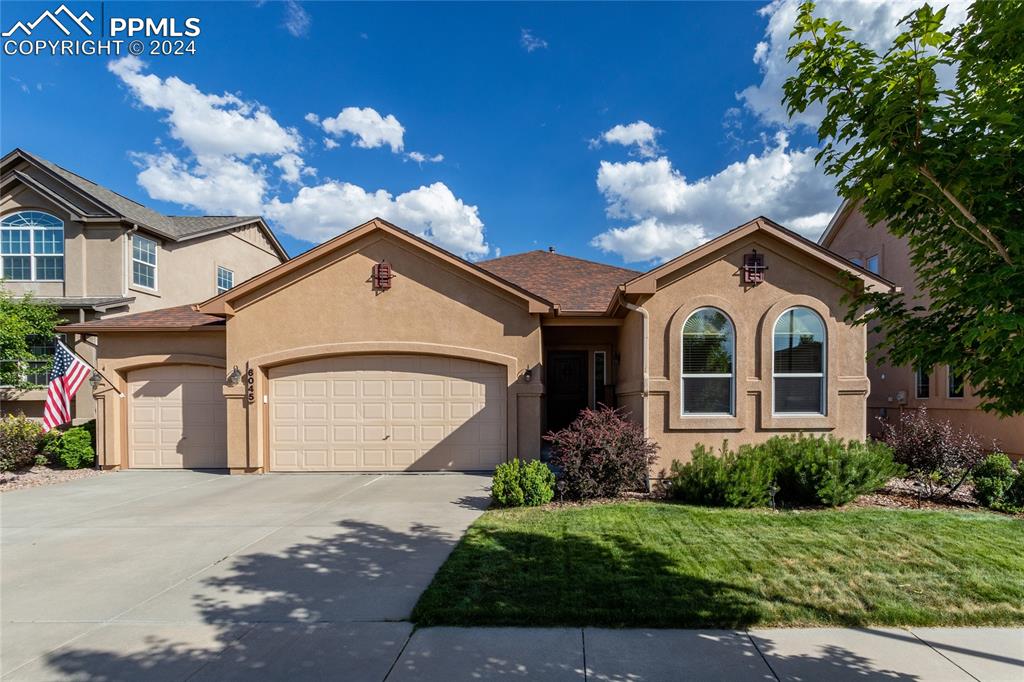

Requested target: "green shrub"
[
  {"left": 668, "top": 435, "right": 900, "bottom": 508},
  {"left": 0, "top": 414, "right": 43, "bottom": 472},
  {"left": 997, "top": 469, "right": 1024, "bottom": 513},
  {"left": 668, "top": 442, "right": 775, "bottom": 508},
  {"left": 972, "top": 453, "right": 1017, "bottom": 508},
  {"left": 492, "top": 459, "right": 555, "bottom": 507},
  {"left": 41, "top": 426, "right": 95, "bottom": 469},
  {"left": 774, "top": 436, "right": 902, "bottom": 507}
]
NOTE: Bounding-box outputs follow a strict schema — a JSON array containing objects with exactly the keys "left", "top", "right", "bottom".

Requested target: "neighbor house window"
[
  {"left": 681, "top": 307, "right": 735, "bottom": 415},
  {"left": 132, "top": 234, "right": 158, "bottom": 289},
  {"left": 947, "top": 368, "right": 964, "bottom": 398},
  {"left": 216, "top": 266, "right": 234, "bottom": 293},
  {"left": 0, "top": 211, "right": 64, "bottom": 281},
  {"left": 915, "top": 367, "right": 930, "bottom": 399},
  {"left": 773, "top": 307, "right": 826, "bottom": 415},
  {"left": 866, "top": 254, "right": 880, "bottom": 274}
]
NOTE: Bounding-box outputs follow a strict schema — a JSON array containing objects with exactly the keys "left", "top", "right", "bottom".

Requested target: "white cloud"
[
  {"left": 111, "top": 59, "right": 486, "bottom": 259},
  {"left": 406, "top": 151, "right": 444, "bottom": 165},
  {"left": 274, "top": 153, "right": 315, "bottom": 184},
  {"left": 265, "top": 181, "right": 488, "bottom": 258},
  {"left": 283, "top": 0, "right": 311, "bottom": 38},
  {"left": 593, "top": 121, "right": 662, "bottom": 158},
  {"left": 520, "top": 28, "right": 548, "bottom": 52},
  {"left": 315, "top": 106, "right": 405, "bottom": 152},
  {"left": 108, "top": 56, "right": 301, "bottom": 158},
  {"left": 590, "top": 132, "right": 839, "bottom": 263},
  {"left": 133, "top": 153, "right": 267, "bottom": 215},
  {"left": 740, "top": 0, "right": 971, "bottom": 127},
  {"left": 304, "top": 112, "right": 320, "bottom": 125}
]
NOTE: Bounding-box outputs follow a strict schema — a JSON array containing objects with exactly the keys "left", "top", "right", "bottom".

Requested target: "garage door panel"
[
  {"left": 128, "top": 365, "right": 227, "bottom": 469},
  {"left": 270, "top": 354, "right": 506, "bottom": 471}
]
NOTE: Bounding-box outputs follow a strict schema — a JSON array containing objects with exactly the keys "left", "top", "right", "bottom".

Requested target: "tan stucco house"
[
  {"left": 822, "top": 200, "right": 1024, "bottom": 456},
  {"left": 57, "top": 216, "right": 892, "bottom": 474},
  {"left": 0, "top": 148, "right": 288, "bottom": 422}
]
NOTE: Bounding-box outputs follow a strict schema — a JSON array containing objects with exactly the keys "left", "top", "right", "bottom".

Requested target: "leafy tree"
[
  {"left": 783, "top": 1, "right": 1024, "bottom": 415},
  {"left": 0, "top": 285, "right": 62, "bottom": 388}
]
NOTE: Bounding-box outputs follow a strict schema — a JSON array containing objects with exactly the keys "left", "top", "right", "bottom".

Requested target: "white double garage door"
[{"left": 128, "top": 355, "right": 507, "bottom": 471}]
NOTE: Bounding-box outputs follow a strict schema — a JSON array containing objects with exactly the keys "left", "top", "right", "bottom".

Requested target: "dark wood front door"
[{"left": 547, "top": 351, "right": 589, "bottom": 433}]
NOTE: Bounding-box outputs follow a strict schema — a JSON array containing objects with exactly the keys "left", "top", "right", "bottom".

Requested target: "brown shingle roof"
[
  {"left": 57, "top": 305, "right": 225, "bottom": 332},
  {"left": 478, "top": 250, "right": 641, "bottom": 312}
]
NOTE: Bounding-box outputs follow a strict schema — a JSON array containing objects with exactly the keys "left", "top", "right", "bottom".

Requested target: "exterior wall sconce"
[
  {"left": 89, "top": 371, "right": 102, "bottom": 389},
  {"left": 227, "top": 365, "right": 242, "bottom": 386},
  {"left": 523, "top": 368, "right": 533, "bottom": 383}
]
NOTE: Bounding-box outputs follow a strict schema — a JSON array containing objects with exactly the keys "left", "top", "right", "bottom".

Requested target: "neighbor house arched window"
[
  {"left": 0, "top": 211, "right": 64, "bottom": 281},
  {"left": 773, "top": 307, "right": 826, "bottom": 415},
  {"left": 681, "top": 307, "right": 735, "bottom": 415}
]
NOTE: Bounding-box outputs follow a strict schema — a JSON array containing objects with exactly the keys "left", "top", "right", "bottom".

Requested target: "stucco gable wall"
[
  {"left": 640, "top": 232, "right": 869, "bottom": 472},
  {"left": 222, "top": 231, "right": 544, "bottom": 470}
]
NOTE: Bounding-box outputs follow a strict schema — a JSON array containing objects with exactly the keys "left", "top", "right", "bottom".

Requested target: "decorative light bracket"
[
  {"left": 742, "top": 249, "right": 767, "bottom": 285},
  {"left": 372, "top": 260, "right": 393, "bottom": 291}
]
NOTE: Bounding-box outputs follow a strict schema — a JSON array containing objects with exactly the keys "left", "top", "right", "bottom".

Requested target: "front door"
[{"left": 546, "top": 351, "right": 589, "bottom": 433}]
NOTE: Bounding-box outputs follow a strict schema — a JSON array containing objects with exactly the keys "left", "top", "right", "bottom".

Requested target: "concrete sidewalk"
[{"left": 388, "top": 627, "right": 1022, "bottom": 681}]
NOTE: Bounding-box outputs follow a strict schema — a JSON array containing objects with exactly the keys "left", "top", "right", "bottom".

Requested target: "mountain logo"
[{"left": 2, "top": 4, "right": 95, "bottom": 38}]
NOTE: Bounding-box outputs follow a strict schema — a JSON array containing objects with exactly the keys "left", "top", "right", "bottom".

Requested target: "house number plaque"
[{"left": 246, "top": 368, "right": 255, "bottom": 404}]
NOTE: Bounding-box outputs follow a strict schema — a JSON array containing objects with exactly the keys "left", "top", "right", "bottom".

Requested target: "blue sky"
[{"left": 1, "top": 1, "right": 965, "bottom": 263}]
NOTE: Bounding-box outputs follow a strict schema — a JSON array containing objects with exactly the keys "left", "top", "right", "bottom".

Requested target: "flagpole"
[{"left": 56, "top": 339, "right": 125, "bottom": 398}]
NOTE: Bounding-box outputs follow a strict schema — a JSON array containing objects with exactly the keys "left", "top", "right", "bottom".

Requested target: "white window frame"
[
  {"left": 771, "top": 307, "right": 827, "bottom": 417},
  {"left": 0, "top": 211, "right": 65, "bottom": 282},
  {"left": 216, "top": 265, "right": 234, "bottom": 293},
  {"left": 131, "top": 234, "right": 158, "bottom": 290},
  {"left": 915, "top": 367, "right": 930, "bottom": 399},
  {"left": 946, "top": 367, "right": 964, "bottom": 399},
  {"left": 681, "top": 307, "right": 736, "bottom": 417}
]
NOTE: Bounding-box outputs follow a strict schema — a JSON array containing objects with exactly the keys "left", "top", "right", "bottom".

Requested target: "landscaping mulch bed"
[
  {"left": 0, "top": 465, "right": 108, "bottom": 493},
  {"left": 848, "top": 477, "right": 982, "bottom": 512}
]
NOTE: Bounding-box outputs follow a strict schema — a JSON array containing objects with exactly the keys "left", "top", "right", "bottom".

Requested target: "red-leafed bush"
[
  {"left": 879, "top": 407, "right": 988, "bottom": 499},
  {"left": 545, "top": 406, "right": 658, "bottom": 500}
]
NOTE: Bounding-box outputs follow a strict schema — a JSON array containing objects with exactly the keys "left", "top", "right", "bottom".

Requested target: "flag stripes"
[{"left": 42, "top": 341, "right": 91, "bottom": 433}]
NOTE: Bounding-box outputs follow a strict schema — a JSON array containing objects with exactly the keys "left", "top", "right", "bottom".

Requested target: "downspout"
[{"left": 618, "top": 290, "right": 651, "bottom": 491}]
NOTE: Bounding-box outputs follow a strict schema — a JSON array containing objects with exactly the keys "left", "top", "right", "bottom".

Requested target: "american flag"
[{"left": 42, "top": 341, "right": 91, "bottom": 433}]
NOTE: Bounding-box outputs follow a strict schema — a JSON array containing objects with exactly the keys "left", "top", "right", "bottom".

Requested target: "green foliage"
[
  {"left": 1002, "top": 473, "right": 1024, "bottom": 512},
  {"left": 668, "top": 436, "right": 901, "bottom": 508},
  {"left": 783, "top": 1, "right": 1024, "bottom": 416},
  {"left": 492, "top": 459, "right": 555, "bottom": 507},
  {"left": 972, "top": 453, "right": 1018, "bottom": 508},
  {"left": 0, "top": 414, "right": 43, "bottom": 471},
  {"left": 0, "top": 286, "right": 62, "bottom": 388},
  {"left": 42, "top": 426, "right": 95, "bottom": 470}
]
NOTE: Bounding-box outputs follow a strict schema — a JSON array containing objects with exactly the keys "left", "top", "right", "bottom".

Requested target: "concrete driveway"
[{"left": 1, "top": 471, "right": 490, "bottom": 680}]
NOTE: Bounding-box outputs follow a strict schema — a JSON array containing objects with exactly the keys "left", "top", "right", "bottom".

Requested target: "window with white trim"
[
  {"left": 681, "top": 307, "right": 735, "bottom": 415},
  {"left": 947, "top": 367, "right": 964, "bottom": 398},
  {"left": 216, "top": 266, "right": 234, "bottom": 293},
  {"left": 132, "top": 234, "right": 158, "bottom": 289},
  {"left": 773, "top": 307, "right": 826, "bottom": 415},
  {"left": 0, "top": 211, "right": 64, "bottom": 281},
  {"left": 915, "top": 367, "right": 930, "bottom": 399}
]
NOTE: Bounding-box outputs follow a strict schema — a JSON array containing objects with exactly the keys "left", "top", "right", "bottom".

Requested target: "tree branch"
[{"left": 918, "top": 165, "right": 1012, "bottom": 265}]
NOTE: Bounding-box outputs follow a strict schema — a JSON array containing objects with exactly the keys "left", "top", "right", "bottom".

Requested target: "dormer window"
[{"left": 0, "top": 211, "right": 64, "bottom": 281}]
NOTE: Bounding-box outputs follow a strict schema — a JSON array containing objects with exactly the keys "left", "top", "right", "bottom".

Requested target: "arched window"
[
  {"left": 681, "top": 307, "right": 735, "bottom": 415},
  {"left": 0, "top": 211, "right": 64, "bottom": 281},
  {"left": 773, "top": 307, "right": 826, "bottom": 414}
]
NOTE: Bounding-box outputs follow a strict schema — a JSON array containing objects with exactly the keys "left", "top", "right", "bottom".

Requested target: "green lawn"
[{"left": 413, "top": 502, "right": 1024, "bottom": 628}]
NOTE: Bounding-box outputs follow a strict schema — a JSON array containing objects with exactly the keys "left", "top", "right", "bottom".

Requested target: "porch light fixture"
[
  {"left": 523, "top": 368, "right": 533, "bottom": 383},
  {"left": 227, "top": 365, "right": 242, "bottom": 386},
  {"left": 89, "top": 371, "right": 102, "bottom": 389}
]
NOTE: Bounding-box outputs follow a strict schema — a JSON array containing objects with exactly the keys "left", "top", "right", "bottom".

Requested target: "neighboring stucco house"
[
  {"left": 0, "top": 148, "right": 288, "bottom": 422},
  {"left": 821, "top": 201, "right": 1023, "bottom": 456},
  {"left": 58, "top": 216, "right": 891, "bottom": 474}
]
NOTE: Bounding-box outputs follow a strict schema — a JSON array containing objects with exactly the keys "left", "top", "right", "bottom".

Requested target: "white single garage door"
[
  {"left": 128, "top": 365, "right": 227, "bottom": 468},
  {"left": 269, "top": 355, "right": 507, "bottom": 471}
]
